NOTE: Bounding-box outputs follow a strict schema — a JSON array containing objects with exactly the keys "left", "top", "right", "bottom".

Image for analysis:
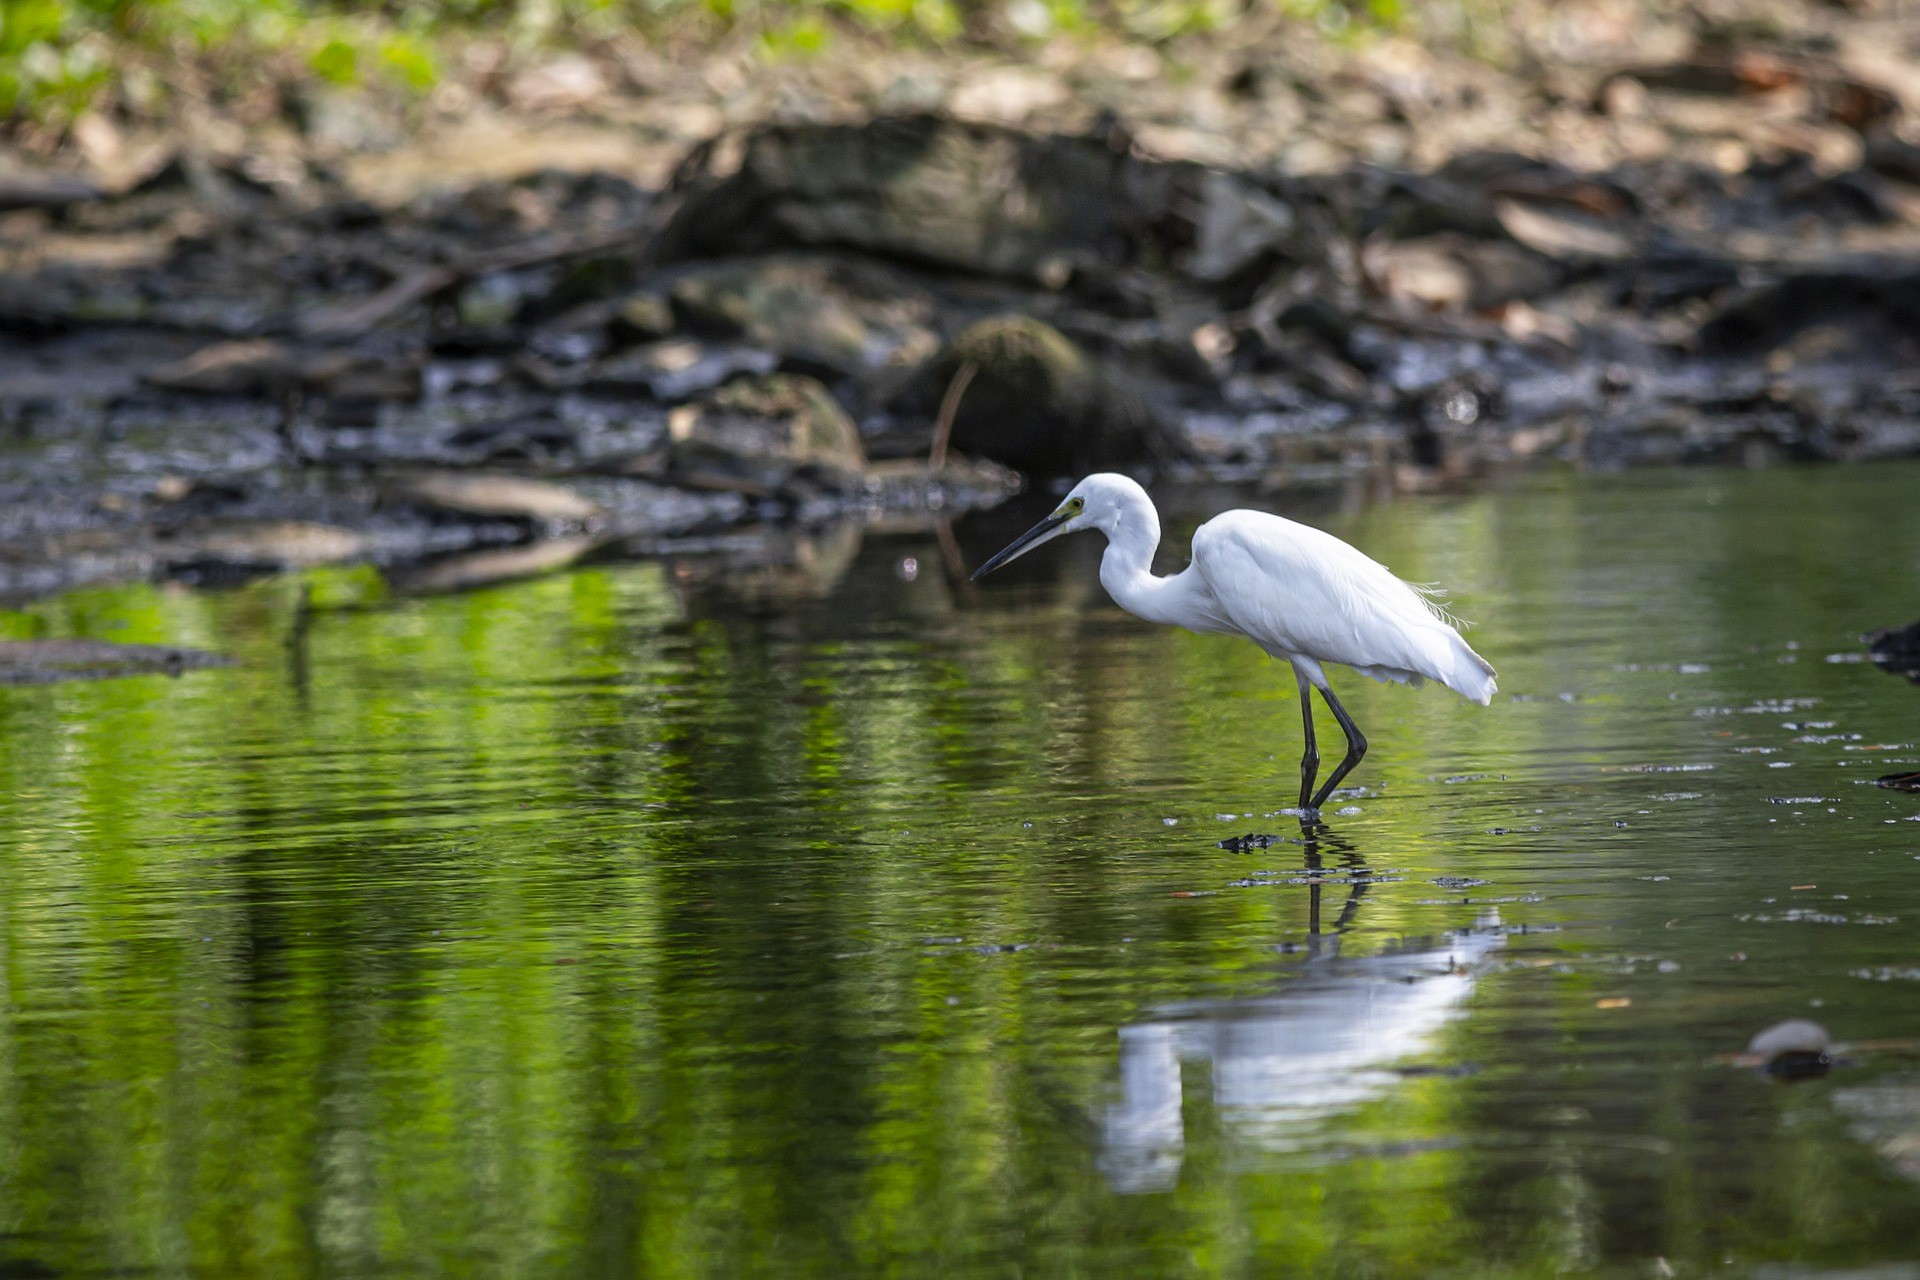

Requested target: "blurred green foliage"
[{"left": 0, "top": 0, "right": 1394, "bottom": 118}]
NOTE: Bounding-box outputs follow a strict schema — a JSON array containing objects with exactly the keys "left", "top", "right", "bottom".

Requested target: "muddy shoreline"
[{"left": 11, "top": 13, "right": 1920, "bottom": 601}]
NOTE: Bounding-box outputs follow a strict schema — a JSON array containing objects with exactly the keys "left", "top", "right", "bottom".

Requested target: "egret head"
[{"left": 970, "top": 473, "right": 1154, "bottom": 579}]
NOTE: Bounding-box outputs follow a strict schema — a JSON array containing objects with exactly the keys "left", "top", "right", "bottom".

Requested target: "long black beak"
[{"left": 970, "top": 512, "right": 1069, "bottom": 580}]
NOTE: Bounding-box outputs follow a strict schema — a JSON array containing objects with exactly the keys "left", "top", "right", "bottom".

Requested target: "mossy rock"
[
  {"left": 668, "top": 373, "right": 866, "bottom": 494},
  {"left": 929, "top": 315, "right": 1165, "bottom": 475}
]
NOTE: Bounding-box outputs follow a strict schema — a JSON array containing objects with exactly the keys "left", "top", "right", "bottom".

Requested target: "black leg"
[
  {"left": 1308, "top": 684, "right": 1368, "bottom": 813},
  {"left": 1295, "top": 669, "right": 1319, "bottom": 813}
]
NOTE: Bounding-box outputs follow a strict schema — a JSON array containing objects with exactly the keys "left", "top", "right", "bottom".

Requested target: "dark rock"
[
  {"left": 655, "top": 116, "right": 1191, "bottom": 283},
  {"left": 0, "top": 639, "right": 230, "bottom": 684},
  {"left": 1698, "top": 270, "right": 1920, "bottom": 353},
  {"left": 664, "top": 373, "right": 866, "bottom": 494},
  {"left": 0, "top": 171, "right": 106, "bottom": 211},
  {"left": 904, "top": 314, "right": 1175, "bottom": 475},
  {"left": 1865, "top": 130, "right": 1920, "bottom": 187},
  {"left": 1867, "top": 617, "right": 1920, "bottom": 682}
]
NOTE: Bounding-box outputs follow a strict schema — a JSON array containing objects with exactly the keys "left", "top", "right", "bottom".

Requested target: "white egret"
[{"left": 971, "top": 474, "right": 1496, "bottom": 815}]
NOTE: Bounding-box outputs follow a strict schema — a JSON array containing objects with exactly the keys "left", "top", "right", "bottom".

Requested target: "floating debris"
[{"left": 0, "top": 639, "right": 232, "bottom": 684}]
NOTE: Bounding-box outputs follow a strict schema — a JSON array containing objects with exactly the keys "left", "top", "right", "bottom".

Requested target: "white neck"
[{"left": 1097, "top": 505, "right": 1190, "bottom": 627}]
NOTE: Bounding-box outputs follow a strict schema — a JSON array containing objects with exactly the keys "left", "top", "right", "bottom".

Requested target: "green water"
[{"left": 3, "top": 463, "right": 1920, "bottom": 1279}]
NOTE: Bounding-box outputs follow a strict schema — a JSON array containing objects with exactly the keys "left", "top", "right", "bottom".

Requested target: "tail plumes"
[{"left": 1444, "top": 632, "right": 1498, "bottom": 706}]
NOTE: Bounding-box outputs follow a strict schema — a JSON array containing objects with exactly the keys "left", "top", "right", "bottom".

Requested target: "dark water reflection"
[{"left": 4, "top": 462, "right": 1920, "bottom": 1278}]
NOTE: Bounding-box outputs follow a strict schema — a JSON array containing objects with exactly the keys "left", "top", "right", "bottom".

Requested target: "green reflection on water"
[{"left": 4, "top": 463, "right": 1920, "bottom": 1278}]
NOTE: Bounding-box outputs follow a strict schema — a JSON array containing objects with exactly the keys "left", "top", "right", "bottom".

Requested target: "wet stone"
[
  {"left": 1867, "top": 619, "right": 1920, "bottom": 682},
  {"left": 664, "top": 374, "right": 866, "bottom": 496},
  {"left": 1746, "top": 1019, "right": 1836, "bottom": 1081}
]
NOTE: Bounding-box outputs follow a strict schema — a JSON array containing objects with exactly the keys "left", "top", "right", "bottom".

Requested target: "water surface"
[{"left": 4, "top": 463, "right": 1920, "bottom": 1278}]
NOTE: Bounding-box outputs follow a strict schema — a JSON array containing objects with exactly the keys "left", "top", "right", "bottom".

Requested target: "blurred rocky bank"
[{"left": 8, "top": 0, "right": 1920, "bottom": 600}]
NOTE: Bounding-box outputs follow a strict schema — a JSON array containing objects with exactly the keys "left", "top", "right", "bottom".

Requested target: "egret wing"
[{"left": 1191, "top": 511, "right": 1470, "bottom": 685}]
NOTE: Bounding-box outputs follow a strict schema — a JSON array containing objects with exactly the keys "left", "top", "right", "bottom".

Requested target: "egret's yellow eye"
[{"left": 1058, "top": 497, "right": 1084, "bottom": 518}]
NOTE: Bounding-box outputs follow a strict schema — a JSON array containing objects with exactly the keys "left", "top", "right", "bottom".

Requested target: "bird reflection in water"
[{"left": 1100, "top": 836, "right": 1506, "bottom": 1193}]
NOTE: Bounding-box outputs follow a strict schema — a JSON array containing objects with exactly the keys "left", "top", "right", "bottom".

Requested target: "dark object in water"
[
  {"left": 0, "top": 639, "right": 232, "bottom": 685},
  {"left": 1866, "top": 618, "right": 1920, "bottom": 682},
  {"left": 1875, "top": 770, "right": 1920, "bottom": 791},
  {"left": 1218, "top": 832, "right": 1277, "bottom": 852},
  {"left": 1744, "top": 1018, "right": 1834, "bottom": 1082}
]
